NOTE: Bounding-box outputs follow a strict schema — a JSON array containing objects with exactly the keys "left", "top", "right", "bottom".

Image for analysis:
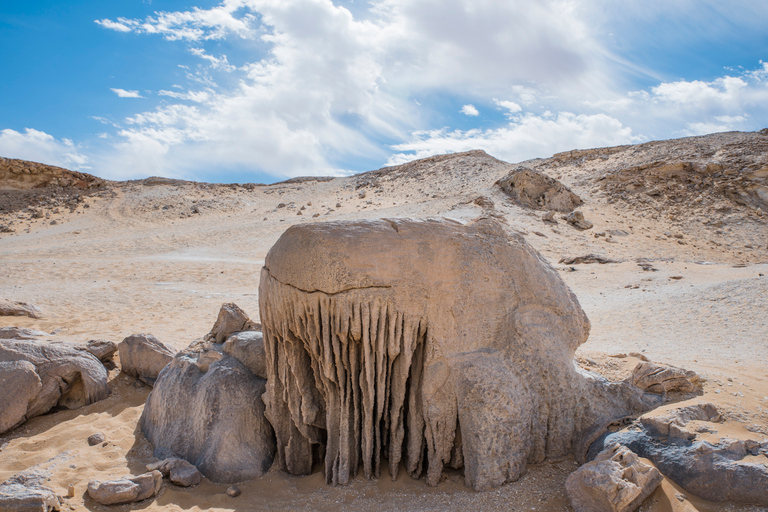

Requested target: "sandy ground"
[{"left": 1, "top": 132, "right": 768, "bottom": 511}]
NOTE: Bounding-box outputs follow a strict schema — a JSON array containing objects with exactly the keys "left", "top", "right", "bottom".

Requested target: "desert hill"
[{"left": 1, "top": 131, "right": 767, "bottom": 511}]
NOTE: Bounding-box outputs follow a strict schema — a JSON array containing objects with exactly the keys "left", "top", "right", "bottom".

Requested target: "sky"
[{"left": 1, "top": 0, "right": 767, "bottom": 183}]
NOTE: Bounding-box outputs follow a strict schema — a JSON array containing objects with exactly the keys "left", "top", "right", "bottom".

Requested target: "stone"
[
  {"left": 594, "top": 404, "right": 768, "bottom": 505},
  {"left": 628, "top": 361, "right": 701, "bottom": 397},
  {"left": 473, "top": 195, "right": 494, "bottom": 208},
  {"left": 140, "top": 347, "right": 275, "bottom": 483},
  {"left": 83, "top": 340, "right": 117, "bottom": 363},
  {"left": 87, "top": 433, "right": 106, "bottom": 446},
  {"left": 0, "top": 336, "right": 110, "bottom": 434},
  {"left": 0, "top": 299, "right": 43, "bottom": 319},
  {"left": 542, "top": 210, "right": 558, "bottom": 223},
  {"left": 565, "top": 210, "right": 594, "bottom": 230},
  {"left": 566, "top": 444, "right": 662, "bottom": 512},
  {"left": 146, "top": 458, "right": 202, "bottom": 487},
  {"left": 226, "top": 485, "right": 241, "bottom": 497},
  {"left": 496, "top": 166, "right": 582, "bottom": 212},
  {"left": 222, "top": 330, "right": 266, "bottom": 379},
  {"left": 87, "top": 471, "right": 162, "bottom": 505},
  {"left": 0, "top": 470, "right": 62, "bottom": 512},
  {"left": 559, "top": 254, "right": 621, "bottom": 265},
  {"left": 205, "top": 303, "right": 259, "bottom": 344},
  {"left": 118, "top": 333, "right": 176, "bottom": 385},
  {"left": 259, "top": 218, "right": 670, "bottom": 490}
]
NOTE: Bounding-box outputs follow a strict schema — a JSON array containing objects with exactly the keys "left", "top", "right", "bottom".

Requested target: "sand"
[{"left": 1, "top": 132, "right": 767, "bottom": 511}]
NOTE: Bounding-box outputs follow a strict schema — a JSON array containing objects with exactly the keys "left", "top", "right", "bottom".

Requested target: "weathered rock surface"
[
  {"left": 593, "top": 404, "right": 768, "bottom": 505},
  {"left": 140, "top": 346, "right": 275, "bottom": 483},
  {"left": 83, "top": 339, "right": 117, "bottom": 363},
  {"left": 0, "top": 334, "right": 110, "bottom": 434},
  {"left": 222, "top": 330, "right": 266, "bottom": 379},
  {"left": 118, "top": 333, "right": 175, "bottom": 385},
  {"left": 259, "top": 218, "right": 671, "bottom": 490},
  {"left": 496, "top": 166, "right": 582, "bottom": 212},
  {"left": 0, "top": 299, "right": 42, "bottom": 319},
  {"left": 560, "top": 254, "right": 620, "bottom": 265},
  {"left": 565, "top": 210, "right": 594, "bottom": 230},
  {"left": 0, "top": 470, "right": 62, "bottom": 512},
  {"left": 628, "top": 362, "right": 702, "bottom": 397},
  {"left": 147, "top": 458, "right": 202, "bottom": 487},
  {"left": 566, "top": 444, "right": 662, "bottom": 512},
  {"left": 88, "top": 432, "right": 106, "bottom": 446},
  {"left": 205, "top": 303, "right": 259, "bottom": 344},
  {"left": 87, "top": 471, "right": 162, "bottom": 505}
]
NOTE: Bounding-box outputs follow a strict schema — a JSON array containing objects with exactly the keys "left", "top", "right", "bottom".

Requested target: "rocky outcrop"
[
  {"left": 259, "top": 218, "right": 675, "bottom": 490},
  {"left": 140, "top": 345, "right": 275, "bottom": 483},
  {"left": 118, "top": 334, "right": 175, "bottom": 385},
  {"left": 0, "top": 470, "right": 62, "bottom": 512},
  {"left": 592, "top": 404, "right": 768, "bottom": 506},
  {"left": 0, "top": 157, "right": 103, "bottom": 190},
  {"left": 0, "top": 299, "right": 42, "bottom": 319},
  {"left": 87, "top": 471, "right": 162, "bottom": 505},
  {"left": 496, "top": 166, "right": 582, "bottom": 212},
  {"left": 0, "top": 333, "right": 110, "bottom": 434},
  {"left": 205, "top": 303, "right": 259, "bottom": 344},
  {"left": 566, "top": 444, "right": 662, "bottom": 512}
]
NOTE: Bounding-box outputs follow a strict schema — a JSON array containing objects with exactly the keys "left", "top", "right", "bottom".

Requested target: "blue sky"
[{"left": 1, "top": 0, "right": 767, "bottom": 183}]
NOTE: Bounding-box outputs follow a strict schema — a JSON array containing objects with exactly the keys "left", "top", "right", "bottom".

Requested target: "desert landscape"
[{"left": 1, "top": 130, "right": 768, "bottom": 511}]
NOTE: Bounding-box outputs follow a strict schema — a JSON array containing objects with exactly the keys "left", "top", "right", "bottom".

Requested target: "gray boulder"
[
  {"left": 496, "top": 166, "right": 582, "bottom": 212},
  {"left": 0, "top": 470, "right": 62, "bottom": 512},
  {"left": 566, "top": 444, "right": 662, "bottom": 512},
  {"left": 140, "top": 347, "right": 275, "bottom": 483},
  {"left": 0, "top": 334, "right": 110, "bottom": 434},
  {"left": 222, "top": 330, "right": 266, "bottom": 379},
  {"left": 0, "top": 300, "right": 42, "bottom": 319},
  {"left": 118, "top": 334, "right": 176, "bottom": 385},
  {"left": 83, "top": 339, "right": 117, "bottom": 363},
  {"left": 87, "top": 471, "right": 162, "bottom": 505},
  {"left": 205, "top": 303, "right": 259, "bottom": 344},
  {"left": 147, "top": 458, "right": 202, "bottom": 487}
]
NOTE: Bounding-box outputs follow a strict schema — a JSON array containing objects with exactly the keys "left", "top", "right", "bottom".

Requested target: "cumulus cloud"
[
  {"left": 0, "top": 128, "right": 89, "bottom": 169},
  {"left": 111, "top": 88, "right": 144, "bottom": 98},
  {"left": 460, "top": 104, "right": 479, "bottom": 116}
]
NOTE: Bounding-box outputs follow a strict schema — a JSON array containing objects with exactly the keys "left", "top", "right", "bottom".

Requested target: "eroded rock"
[
  {"left": 259, "top": 218, "right": 670, "bottom": 490},
  {"left": 0, "top": 470, "right": 62, "bottom": 512},
  {"left": 146, "top": 458, "right": 202, "bottom": 487},
  {"left": 87, "top": 471, "right": 162, "bottom": 506},
  {"left": 118, "top": 334, "right": 175, "bottom": 385},
  {"left": 205, "top": 303, "right": 259, "bottom": 344},
  {"left": 565, "top": 210, "right": 594, "bottom": 230},
  {"left": 496, "top": 166, "right": 582, "bottom": 212},
  {"left": 0, "top": 335, "right": 110, "bottom": 434},
  {"left": 566, "top": 444, "right": 662, "bottom": 512},
  {"left": 140, "top": 347, "right": 275, "bottom": 483},
  {"left": 0, "top": 299, "right": 42, "bottom": 319},
  {"left": 222, "top": 330, "right": 266, "bottom": 379},
  {"left": 628, "top": 361, "right": 702, "bottom": 397},
  {"left": 83, "top": 340, "right": 117, "bottom": 363}
]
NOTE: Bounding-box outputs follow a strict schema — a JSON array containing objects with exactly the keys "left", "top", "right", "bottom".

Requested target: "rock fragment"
[
  {"left": 205, "top": 303, "right": 258, "bottom": 344},
  {"left": 222, "top": 330, "right": 266, "bottom": 379},
  {"left": 627, "top": 361, "right": 701, "bottom": 396},
  {"left": 118, "top": 334, "right": 176, "bottom": 385},
  {"left": 566, "top": 444, "right": 662, "bottom": 512},
  {"left": 565, "top": 210, "right": 594, "bottom": 230},
  {"left": 83, "top": 339, "right": 117, "bottom": 363},
  {"left": 87, "top": 471, "right": 162, "bottom": 506},
  {"left": 0, "top": 299, "right": 43, "bottom": 319},
  {"left": 559, "top": 254, "right": 620, "bottom": 265},
  {"left": 0, "top": 470, "right": 63, "bottom": 512},
  {"left": 87, "top": 433, "right": 106, "bottom": 446},
  {"left": 147, "top": 458, "right": 202, "bottom": 487}
]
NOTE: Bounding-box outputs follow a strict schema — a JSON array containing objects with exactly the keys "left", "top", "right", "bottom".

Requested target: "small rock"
[
  {"left": 542, "top": 211, "right": 558, "bottom": 224},
  {"left": 205, "top": 303, "right": 258, "bottom": 344},
  {"left": 0, "top": 470, "right": 63, "bottom": 511},
  {"left": 118, "top": 333, "right": 176, "bottom": 386},
  {"left": 87, "top": 433, "right": 106, "bottom": 446},
  {"left": 87, "top": 471, "right": 162, "bottom": 505},
  {"left": 84, "top": 339, "right": 117, "bottom": 362},
  {"left": 226, "top": 485, "right": 241, "bottom": 497},
  {"left": 147, "top": 458, "right": 202, "bottom": 487},
  {"left": 0, "top": 299, "right": 43, "bottom": 319},
  {"left": 565, "top": 211, "right": 593, "bottom": 230},
  {"left": 277, "top": 203, "right": 286, "bottom": 208},
  {"left": 335, "top": 202, "right": 341, "bottom": 208},
  {"left": 358, "top": 190, "right": 366, "bottom": 199},
  {"left": 473, "top": 196, "right": 494, "bottom": 208},
  {"left": 67, "top": 484, "right": 75, "bottom": 498}
]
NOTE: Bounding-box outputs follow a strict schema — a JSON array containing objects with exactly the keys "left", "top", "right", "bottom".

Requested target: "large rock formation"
[
  {"left": 496, "top": 166, "right": 582, "bottom": 212},
  {"left": 140, "top": 343, "right": 275, "bottom": 483},
  {"left": 259, "top": 218, "right": 669, "bottom": 490},
  {"left": 0, "top": 332, "right": 110, "bottom": 434}
]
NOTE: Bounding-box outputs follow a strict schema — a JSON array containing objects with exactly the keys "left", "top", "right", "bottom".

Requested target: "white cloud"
[
  {"left": 95, "top": 18, "right": 133, "bottom": 32},
  {"left": 111, "top": 88, "right": 144, "bottom": 98},
  {"left": 460, "top": 104, "right": 479, "bottom": 116},
  {"left": 0, "top": 128, "right": 89, "bottom": 170},
  {"left": 188, "top": 48, "right": 236, "bottom": 71}
]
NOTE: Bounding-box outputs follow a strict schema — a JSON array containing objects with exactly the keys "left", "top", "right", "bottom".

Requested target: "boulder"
[
  {"left": 593, "top": 404, "right": 768, "bottom": 505},
  {"left": 222, "top": 330, "right": 266, "bottom": 379},
  {"left": 565, "top": 210, "right": 594, "bottom": 230},
  {"left": 627, "top": 361, "right": 701, "bottom": 397},
  {"left": 87, "top": 471, "right": 162, "bottom": 506},
  {"left": 0, "top": 300, "right": 42, "bottom": 319},
  {"left": 118, "top": 334, "right": 175, "bottom": 385},
  {"left": 259, "top": 218, "right": 671, "bottom": 490},
  {"left": 0, "top": 335, "right": 110, "bottom": 434},
  {"left": 496, "top": 166, "right": 582, "bottom": 212},
  {"left": 566, "top": 444, "right": 662, "bottom": 512},
  {"left": 140, "top": 347, "right": 275, "bottom": 483},
  {"left": 83, "top": 339, "right": 117, "bottom": 363},
  {"left": 147, "top": 458, "right": 202, "bottom": 487},
  {"left": 205, "top": 303, "right": 259, "bottom": 344},
  {"left": 0, "top": 470, "right": 62, "bottom": 512}
]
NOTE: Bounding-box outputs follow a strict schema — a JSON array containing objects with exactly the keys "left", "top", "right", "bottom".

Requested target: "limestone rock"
[
  {"left": 222, "top": 330, "right": 266, "bottom": 379},
  {"left": 0, "top": 470, "right": 62, "bottom": 512},
  {"left": 627, "top": 361, "right": 701, "bottom": 397},
  {"left": 566, "top": 444, "right": 662, "bottom": 512},
  {"left": 87, "top": 471, "right": 162, "bottom": 505},
  {"left": 83, "top": 339, "right": 117, "bottom": 363},
  {"left": 0, "top": 327, "right": 49, "bottom": 340},
  {"left": 565, "top": 210, "right": 594, "bottom": 230},
  {"left": 0, "top": 299, "right": 42, "bottom": 319},
  {"left": 205, "top": 303, "right": 259, "bottom": 344},
  {"left": 146, "top": 458, "right": 202, "bottom": 487},
  {"left": 595, "top": 404, "right": 768, "bottom": 505},
  {"left": 118, "top": 333, "right": 176, "bottom": 385},
  {"left": 496, "top": 166, "right": 582, "bottom": 212},
  {"left": 259, "top": 218, "right": 667, "bottom": 490},
  {"left": 0, "top": 335, "right": 110, "bottom": 434},
  {"left": 140, "top": 347, "right": 275, "bottom": 483}
]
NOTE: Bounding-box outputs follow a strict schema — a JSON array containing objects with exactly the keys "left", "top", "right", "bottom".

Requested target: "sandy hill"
[{"left": 1, "top": 131, "right": 767, "bottom": 511}]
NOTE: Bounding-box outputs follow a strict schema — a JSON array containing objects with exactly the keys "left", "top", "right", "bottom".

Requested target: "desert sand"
[{"left": 1, "top": 131, "right": 767, "bottom": 511}]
